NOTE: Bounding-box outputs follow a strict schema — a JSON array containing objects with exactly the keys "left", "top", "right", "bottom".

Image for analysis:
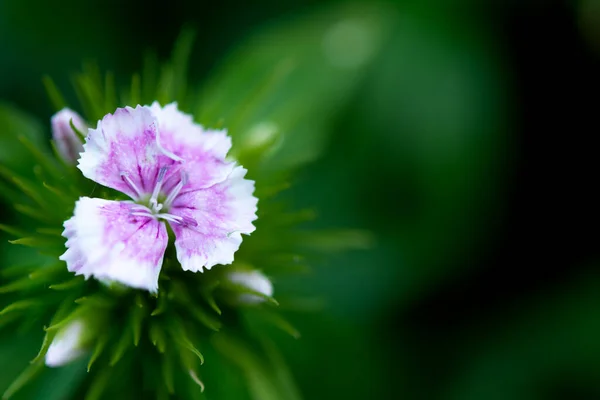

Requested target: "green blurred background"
[{"left": 1, "top": 0, "right": 599, "bottom": 399}]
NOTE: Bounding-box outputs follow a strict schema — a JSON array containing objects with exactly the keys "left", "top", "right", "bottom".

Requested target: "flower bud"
[
  {"left": 45, "top": 319, "right": 87, "bottom": 367},
  {"left": 226, "top": 270, "right": 273, "bottom": 304},
  {"left": 51, "top": 108, "right": 86, "bottom": 164}
]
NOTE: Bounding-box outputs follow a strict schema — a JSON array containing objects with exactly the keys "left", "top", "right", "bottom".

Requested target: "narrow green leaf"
[
  {"left": 0, "top": 312, "right": 20, "bottom": 330},
  {"left": 161, "top": 352, "right": 175, "bottom": 394},
  {"left": 45, "top": 305, "right": 86, "bottom": 333},
  {"left": 28, "top": 263, "right": 64, "bottom": 280},
  {"left": 16, "top": 134, "right": 61, "bottom": 179},
  {"left": 260, "top": 338, "right": 302, "bottom": 400},
  {"left": 84, "top": 368, "right": 112, "bottom": 400},
  {"left": 170, "top": 28, "right": 195, "bottom": 104},
  {"left": 129, "top": 73, "right": 141, "bottom": 106},
  {"left": 295, "top": 229, "right": 375, "bottom": 252},
  {"left": 31, "top": 295, "right": 77, "bottom": 363},
  {"left": 2, "top": 360, "right": 44, "bottom": 399},
  {"left": 201, "top": 290, "right": 222, "bottom": 315},
  {"left": 253, "top": 310, "right": 300, "bottom": 339},
  {"left": 188, "top": 369, "right": 205, "bottom": 393},
  {"left": 42, "top": 75, "right": 67, "bottom": 111},
  {"left": 149, "top": 321, "right": 166, "bottom": 353},
  {"left": 109, "top": 329, "right": 132, "bottom": 366},
  {"left": 141, "top": 51, "right": 159, "bottom": 104},
  {"left": 0, "top": 275, "right": 43, "bottom": 294},
  {"left": 222, "top": 282, "right": 279, "bottom": 306},
  {"left": 74, "top": 294, "right": 114, "bottom": 308},
  {"left": 168, "top": 318, "right": 204, "bottom": 365},
  {"left": 36, "top": 228, "right": 63, "bottom": 236},
  {"left": 49, "top": 278, "right": 83, "bottom": 291},
  {"left": 0, "top": 224, "right": 29, "bottom": 238},
  {"left": 72, "top": 72, "right": 104, "bottom": 122},
  {"left": 129, "top": 299, "right": 145, "bottom": 346},
  {"left": 104, "top": 71, "right": 117, "bottom": 112},
  {"left": 188, "top": 304, "right": 221, "bottom": 332},
  {"left": 9, "top": 176, "right": 47, "bottom": 209},
  {"left": 0, "top": 299, "right": 41, "bottom": 316},
  {"left": 87, "top": 333, "right": 109, "bottom": 372},
  {"left": 9, "top": 237, "right": 56, "bottom": 248},
  {"left": 43, "top": 181, "right": 77, "bottom": 201},
  {"left": 14, "top": 204, "right": 58, "bottom": 222},
  {"left": 1, "top": 264, "right": 35, "bottom": 279},
  {"left": 151, "top": 291, "right": 168, "bottom": 316},
  {"left": 30, "top": 330, "right": 58, "bottom": 364}
]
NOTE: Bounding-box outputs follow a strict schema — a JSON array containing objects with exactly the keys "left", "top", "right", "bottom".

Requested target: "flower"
[
  {"left": 60, "top": 103, "right": 258, "bottom": 292},
  {"left": 226, "top": 270, "right": 273, "bottom": 304},
  {"left": 45, "top": 319, "right": 88, "bottom": 367},
  {"left": 51, "top": 108, "right": 87, "bottom": 164}
]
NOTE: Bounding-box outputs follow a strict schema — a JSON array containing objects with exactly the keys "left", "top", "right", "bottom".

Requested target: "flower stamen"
[
  {"left": 120, "top": 172, "right": 142, "bottom": 200},
  {"left": 162, "top": 171, "right": 188, "bottom": 210},
  {"left": 149, "top": 167, "right": 168, "bottom": 213}
]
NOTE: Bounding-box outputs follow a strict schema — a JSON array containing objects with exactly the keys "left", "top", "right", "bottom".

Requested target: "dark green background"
[{"left": 1, "top": 0, "right": 599, "bottom": 399}]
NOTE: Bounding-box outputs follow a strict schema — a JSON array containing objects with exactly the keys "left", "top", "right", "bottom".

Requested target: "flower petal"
[
  {"left": 148, "top": 102, "right": 235, "bottom": 191},
  {"left": 51, "top": 108, "right": 86, "bottom": 165},
  {"left": 60, "top": 197, "right": 168, "bottom": 292},
  {"left": 45, "top": 319, "right": 86, "bottom": 367},
  {"left": 169, "top": 166, "right": 258, "bottom": 272},
  {"left": 226, "top": 270, "right": 273, "bottom": 304},
  {"left": 78, "top": 106, "right": 179, "bottom": 199}
]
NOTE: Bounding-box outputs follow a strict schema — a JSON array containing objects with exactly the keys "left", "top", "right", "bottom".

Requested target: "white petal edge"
[
  {"left": 172, "top": 166, "right": 258, "bottom": 273},
  {"left": 60, "top": 197, "right": 168, "bottom": 293}
]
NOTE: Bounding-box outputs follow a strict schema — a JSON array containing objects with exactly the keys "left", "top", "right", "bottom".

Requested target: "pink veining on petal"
[
  {"left": 60, "top": 197, "right": 168, "bottom": 292},
  {"left": 78, "top": 106, "right": 181, "bottom": 200},
  {"left": 169, "top": 166, "right": 258, "bottom": 272},
  {"left": 148, "top": 102, "right": 235, "bottom": 193},
  {"left": 64, "top": 102, "right": 259, "bottom": 288}
]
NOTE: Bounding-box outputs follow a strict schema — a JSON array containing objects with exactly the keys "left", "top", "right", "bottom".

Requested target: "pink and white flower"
[
  {"left": 60, "top": 103, "right": 258, "bottom": 292},
  {"left": 51, "top": 108, "right": 87, "bottom": 164}
]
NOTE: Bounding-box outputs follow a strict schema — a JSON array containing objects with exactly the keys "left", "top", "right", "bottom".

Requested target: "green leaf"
[
  {"left": 0, "top": 299, "right": 41, "bottom": 316},
  {"left": 1, "top": 360, "right": 44, "bottom": 400},
  {"left": 150, "top": 291, "right": 168, "bottom": 316},
  {"left": 149, "top": 320, "right": 167, "bottom": 353},
  {"left": 87, "top": 332, "right": 109, "bottom": 372},
  {"left": 168, "top": 317, "right": 204, "bottom": 365},
  {"left": 201, "top": 289, "right": 222, "bottom": 316},
  {"left": 0, "top": 224, "right": 29, "bottom": 239},
  {"left": 129, "top": 297, "right": 146, "bottom": 346},
  {"left": 245, "top": 309, "right": 301, "bottom": 339},
  {"left": 294, "top": 229, "right": 374, "bottom": 253},
  {"left": 84, "top": 368, "right": 112, "bottom": 400},
  {"left": 211, "top": 333, "right": 281, "bottom": 400},
  {"left": 0, "top": 103, "right": 45, "bottom": 179},
  {"left": 195, "top": 3, "right": 393, "bottom": 173},
  {"left": 161, "top": 352, "right": 175, "bottom": 395},
  {"left": 48, "top": 277, "right": 83, "bottom": 291},
  {"left": 42, "top": 76, "right": 67, "bottom": 112},
  {"left": 0, "top": 275, "right": 44, "bottom": 294},
  {"left": 109, "top": 329, "right": 132, "bottom": 366}
]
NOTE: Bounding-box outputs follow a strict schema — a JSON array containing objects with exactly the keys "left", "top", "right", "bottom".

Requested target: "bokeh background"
[{"left": 1, "top": 0, "right": 599, "bottom": 399}]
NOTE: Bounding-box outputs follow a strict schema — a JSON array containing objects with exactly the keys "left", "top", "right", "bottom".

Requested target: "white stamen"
[
  {"left": 130, "top": 211, "right": 154, "bottom": 218},
  {"left": 120, "top": 172, "right": 142, "bottom": 200},
  {"left": 149, "top": 167, "right": 168, "bottom": 213},
  {"left": 157, "top": 213, "right": 184, "bottom": 224},
  {"left": 154, "top": 121, "right": 183, "bottom": 162},
  {"left": 157, "top": 213, "right": 197, "bottom": 227},
  {"left": 162, "top": 171, "right": 188, "bottom": 210}
]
